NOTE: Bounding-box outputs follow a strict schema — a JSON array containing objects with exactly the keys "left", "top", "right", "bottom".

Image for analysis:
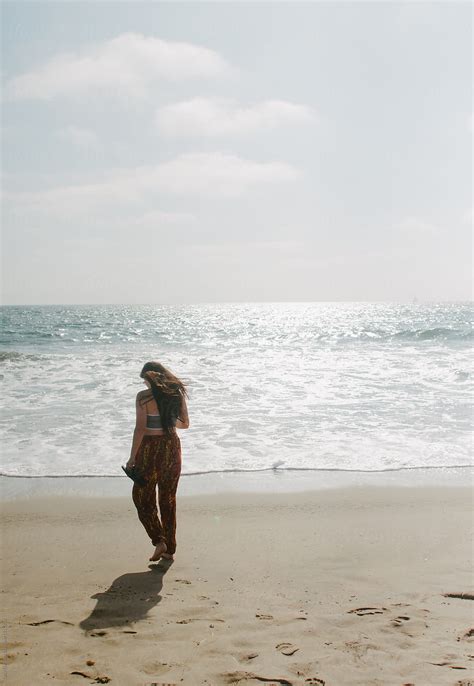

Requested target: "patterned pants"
[{"left": 132, "top": 433, "right": 182, "bottom": 554}]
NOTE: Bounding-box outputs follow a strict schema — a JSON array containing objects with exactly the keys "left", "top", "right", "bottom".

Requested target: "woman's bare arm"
[
  {"left": 175, "top": 394, "right": 189, "bottom": 429},
  {"left": 127, "top": 393, "right": 147, "bottom": 467}
]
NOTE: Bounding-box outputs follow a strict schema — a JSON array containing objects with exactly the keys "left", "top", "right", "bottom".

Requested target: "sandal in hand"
[{"left": 121, "top": 464, "right": 147, "bottom": 487}]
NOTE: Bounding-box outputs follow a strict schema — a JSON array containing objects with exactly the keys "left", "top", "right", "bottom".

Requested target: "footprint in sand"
[
  {"left": 223, "top": 672, "right": 293, "bottom": 685},
  {"left": 430, "top": 659, "right": 468, "bottom": 671},
  {"left": 140, "top": 660, "right": 172, "bottom": 676},
  {"left": 26, "top": 619, "right": 74, "bottom": 626},
  {"left": 176, "top": 617, "right": 224, "bottom": 624},
  {"left": 391, "top": 615, "right": 411, "bottom": 627},
  {"left": 344, "top": 639, "right": 380, "bottom": 660},
  {"left": 305, "top": 679, "right": 325, "bottom": 686},
  {"left": 70, "top": 671, "right": 111, "bottom": 683},
  {"left": 0, "top": 641, "right": 24, "bottom": 665},
  {"left": 347, "top": 607, "right": 386, "bottom": 616},
  {"left": 256, "top": 613, "right": 273, "bottom": 620},
  {"left": 276, "top": 642, "right": 299, "bottom": 656},
  {"left": 458, "top": 628, "right": 474, "bottom": 641},
  {"left": 196, "top": 595, "right": 219, "bottom": 605},
  {"left": 384, "top": 607, "right": 430, "bottom": 635},
  {"left": 237, "top": 652, "right": 259, "bottom": 663},
  {"left": 0, "top": 652, "right": 17, "bottom": 666},
  {"left": 444, "top": 592, "right": 474, "bottom": 601}
]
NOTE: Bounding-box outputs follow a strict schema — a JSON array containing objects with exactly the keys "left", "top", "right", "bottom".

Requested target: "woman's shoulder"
[{"left": 136, "top": 389, "right": 153, "bottom": 404}]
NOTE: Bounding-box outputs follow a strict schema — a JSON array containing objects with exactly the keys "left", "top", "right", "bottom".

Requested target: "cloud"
[
  {"left": 152, "top": 153, "right": 301, "bottom": 195},
  {"left": 181, "top": 241, "right": 366, "bottom": 273},
  {"left": 4, "top": 33, "right": 231, "bottom": 101},
  {"left": 5, "top": 153, "right": 301, "bottom": 218},
  {"left": 128, "top": 210, "right": 197, "bottom": 227},
  {"left": 185, "top": 239, "right": 306, "bottom": 259},
  {"left": 394, "top": 217, "right": 440, "bottom": 234},
  {"left": 56, "top": 126, "right": 100, "bottom": 148},
  {"left": 156, "top": 97, "right": 314, "bottom": 136}
]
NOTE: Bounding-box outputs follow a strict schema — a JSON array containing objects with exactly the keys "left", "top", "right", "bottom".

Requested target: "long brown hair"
[{"left": 140, "top": 361, "right": 187, "bottom": 434}]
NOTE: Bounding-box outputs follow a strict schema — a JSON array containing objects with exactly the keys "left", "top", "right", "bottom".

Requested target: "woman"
[{"left": 126, "top": 361, "right": 189, "bottom": 562}]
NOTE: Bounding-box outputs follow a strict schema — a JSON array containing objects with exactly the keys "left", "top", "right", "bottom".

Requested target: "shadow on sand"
[{"left": 79, "top": 560, "right": 173, "bottom": 633}]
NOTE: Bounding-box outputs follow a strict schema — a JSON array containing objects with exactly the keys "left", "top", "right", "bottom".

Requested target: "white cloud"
[
  {"left": 181, "top": 241, "right": 366, "bottom": 273},
  {"left": 394, "top": 217, "right": 440, "bottom": 234},
  {"left": 128, "top": 210, "right": 197, "bottom": 227},
  {"left": 185, "top": 239, "right": 305, "bottom": 258},
  {"left": 152, "top": 153, "right": 301, "bottom": 195},
  {"left": 5, "top": 33, "right": 231, "bottom": 101},
  {"left": 156, "top": 97, "right": 314, "bottom": 136},
  {"left": 56, "top": 126, "right": 100, "bottom": 148},
  {"left": 5, "top": 153, "right": 301, "bottom": 218}
]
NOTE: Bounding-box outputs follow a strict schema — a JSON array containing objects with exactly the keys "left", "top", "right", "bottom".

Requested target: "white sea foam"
[{"left": 1, "top": 302, "right": 472, "bottom": 477}]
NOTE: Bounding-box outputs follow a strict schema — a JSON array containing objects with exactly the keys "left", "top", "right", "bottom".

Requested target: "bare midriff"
[{"left": 143, "top": 427, "right": 177, "bottom": 436}]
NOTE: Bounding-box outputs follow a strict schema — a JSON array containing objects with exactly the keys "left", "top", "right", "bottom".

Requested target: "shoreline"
[{"left": 1, "top": 465, "right": 472, "bottom": 501}]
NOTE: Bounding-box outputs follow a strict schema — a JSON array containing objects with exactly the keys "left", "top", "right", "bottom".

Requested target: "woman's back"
[{"left": 140, "top": 389, "right": 181, "bottom": 434}]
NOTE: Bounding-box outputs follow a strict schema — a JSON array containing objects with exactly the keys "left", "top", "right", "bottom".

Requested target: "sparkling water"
[{"left": 1, "top": 302, "right": 472, "bottom": 477}]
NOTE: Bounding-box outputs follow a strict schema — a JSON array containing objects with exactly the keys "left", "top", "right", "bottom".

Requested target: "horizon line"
[{"left": 1, "top": 299, "right": 473, "bottom": 307}]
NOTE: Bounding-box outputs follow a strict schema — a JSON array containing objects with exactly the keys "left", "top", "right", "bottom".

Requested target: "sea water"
[{"left": 1, "top": 302, "right": 472, "bottom": 478}]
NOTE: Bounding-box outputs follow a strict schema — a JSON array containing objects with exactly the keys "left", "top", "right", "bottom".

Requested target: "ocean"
[{"left": 1, "top": 302, "right": 472, "bottom": 478}]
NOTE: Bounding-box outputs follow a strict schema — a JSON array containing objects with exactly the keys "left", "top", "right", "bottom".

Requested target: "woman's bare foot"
[
  {"left": 149, "top": 542, "right": 167, "bottom": 561},
  {"left": 161, "top": 552, "right": 174, "bottom": 560}
]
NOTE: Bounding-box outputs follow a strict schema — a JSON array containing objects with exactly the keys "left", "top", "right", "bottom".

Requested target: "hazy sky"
[{"left": 2, "top": 1, "right": 472, "bottom": 305}]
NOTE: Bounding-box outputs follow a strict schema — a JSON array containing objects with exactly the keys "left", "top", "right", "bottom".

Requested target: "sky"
[{"left": 1, "top": 1, "right": 472, "bottom": 305}]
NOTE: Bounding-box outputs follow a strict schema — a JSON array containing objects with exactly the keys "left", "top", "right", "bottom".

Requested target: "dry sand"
[{"left": 1, "top": 485, "right": 473, "bottom": 685}]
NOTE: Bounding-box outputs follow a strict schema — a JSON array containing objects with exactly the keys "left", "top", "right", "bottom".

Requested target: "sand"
[{"left": 1, "top": 485, "right": 473, "bottom": 685}]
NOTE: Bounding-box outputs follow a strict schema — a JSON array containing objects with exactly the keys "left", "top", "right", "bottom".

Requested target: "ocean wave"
[
  {"left": 1, "top": 303, "right": 472, "bottom": 348},
  {"left": 1, "top": 327, "right": 472, "bottom": 347},
  {"left": 1, "top": 304, "right": 472, "bottom": 478},
  {"left": 393, "top": 327, "right": 473, "bottom": 342},
  {"left": 0, "top": 350, "right": 45, "bottom": 363},
  {"left": 454, "top": 370, "right": 470, "bottom": 381}
]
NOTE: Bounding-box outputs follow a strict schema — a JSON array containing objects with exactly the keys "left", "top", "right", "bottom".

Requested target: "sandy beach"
[{"left": 2, "top": 484, "right": 473, "bottom": 686}]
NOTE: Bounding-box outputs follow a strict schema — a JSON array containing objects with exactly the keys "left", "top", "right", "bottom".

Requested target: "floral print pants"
[{"left": 132, "top": 432, "right": 182, "bottom": 554}]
